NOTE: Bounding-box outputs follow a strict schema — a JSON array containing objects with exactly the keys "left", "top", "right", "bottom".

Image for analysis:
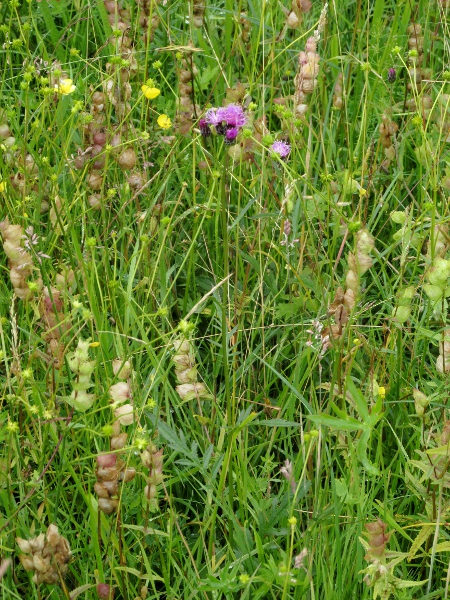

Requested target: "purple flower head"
[
  {"left": 199, "top": 118, "right": 211, "bottom": 137},
  {"left": 225, "top": 127, "right": 239, "bottom": 144},
  {"left": 205, "top": 104, "right": 247, "bottom": 136},
  {"left": 205, "top": 107, "right": 227, "bottom": 126},
  {"left": 222, "top": 103, "right": 247, "bottom": 128},
  {"left": 387, "top": 68, "right": 396, "bottom": 83},
  {"left": 271, "top": 140, "right": 291, "bottom": 159}
]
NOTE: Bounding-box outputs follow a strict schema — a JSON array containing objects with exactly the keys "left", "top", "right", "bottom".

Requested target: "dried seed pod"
[
  {"left": 97, "top": 583, "right": 115, "bottom": 599},
  {"left": 192, "top": 0, "right": 205, "bottom": 27},
  {"left": 0, "top": 123, "right": 11, "bottom": 138},
  {"left": 16, "top": 525, "right": 71, "bottom": 584},
  {"left": 87, "top": 172, "right": 103, "bottom": 190},
  {"left": 89, "top": 194, "right": 102, "bottom": 210},
  {"left": 93, "top": 132, "right": 107, "bottom": 146}
]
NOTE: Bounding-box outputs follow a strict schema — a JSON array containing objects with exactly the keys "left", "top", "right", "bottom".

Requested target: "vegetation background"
[{"left": 0, "top": 0, "right": 450, "bottom": 598}]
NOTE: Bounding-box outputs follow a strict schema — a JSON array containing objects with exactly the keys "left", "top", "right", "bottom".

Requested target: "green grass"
[{"left": 0, "top": 0, "right": 450, "bottom": 598}]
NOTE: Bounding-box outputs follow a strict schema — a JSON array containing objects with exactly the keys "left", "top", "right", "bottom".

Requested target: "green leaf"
[
  {"left": 252, "top": 419, "right": 303, "bottom": 427},
  {"left": 345, "top": 377, "right": 369, "bottom": 420},
  {"left": 307, "top": 414, "right": 368, "bottom": 431}
]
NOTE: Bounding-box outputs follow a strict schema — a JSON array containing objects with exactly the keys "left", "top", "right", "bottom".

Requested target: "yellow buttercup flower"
[
  {"left": 142, "top": 85, "right": 160, "bottom": 100},
  {"left": 0, "top": 181, "right": 6, "bottom": 192},
  {"left": 157, "top": 114, "right": 172, "bottom": 129},
  {"left": 57, "top": 78, "right": 76, "bottom": 95}
]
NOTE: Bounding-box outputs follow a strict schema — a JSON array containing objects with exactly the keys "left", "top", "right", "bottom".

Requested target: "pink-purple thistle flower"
[
  {"left": 204, "top": 103, "right": 247, "bottom": 141},
  {"left": 225, "top": 127, "right": 239, "bottom": 144},
  {"left": 222, "top": 103, "right": 247, "bottom": 128},
  {"left": 271, "top": 140, "right": 291, "bottom": 159}
]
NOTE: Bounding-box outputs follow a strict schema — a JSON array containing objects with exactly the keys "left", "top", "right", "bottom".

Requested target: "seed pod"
[
  {"left": 98, "top": 498, "right": 119, "bottom": 514},
  {"left": 92, "top": 92, "right": 106, "bottom": 106},
  {"left": 93, "top": 132, "right": 107, "bottom": 146},
  {"left": 286, "top": 10, "right": 300, "bottom": 28},
  {"left": 87, "top": 172, "right": 103, "bottom": 190},
  {"left": 0, "top": 123, "right": 11, "bottom": 139},
  {"left": 97, "top": 583, "right": 115, "bottom": 599},
  {"left": 89, "top": 194, "right": 102, "bottom": 210},
  {"left": 74, "top": 154, "right": 88, "bottom": 170},
  {"left": 104, "top": 0, "right": 117, "bottom": 12},
  {"left": 97, "top": 454, "right": 117, "bottom": 468}
]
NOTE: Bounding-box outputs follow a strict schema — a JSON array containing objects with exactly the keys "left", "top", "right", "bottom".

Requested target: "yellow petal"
[
  {"left": 141, "top": 85, "right": 160, "bottom": 100},
  {"left": 157, "top": 114, "right": 172, "bottom": 129}
]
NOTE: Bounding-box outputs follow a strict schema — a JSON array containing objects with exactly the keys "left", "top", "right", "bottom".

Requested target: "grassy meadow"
[{"left": 1, "top": 0, "right": 450, "bottom": 598}]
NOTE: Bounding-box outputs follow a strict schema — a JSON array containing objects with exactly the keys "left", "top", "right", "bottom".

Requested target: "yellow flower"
[
  {"left": 57, "top": 78, "right": 76, "bottom": 95},
  {"left": 141, "top": 85, "right": 160, "bottom": 100},
  {"left": 157, "top": 114, "right": 172, "bottom": 129},
  {"left": 0, "top": 180, "right": 5, "bottom": 192},
  {"left": 378, "top": 386, "right": 386, "bottom": 399}
]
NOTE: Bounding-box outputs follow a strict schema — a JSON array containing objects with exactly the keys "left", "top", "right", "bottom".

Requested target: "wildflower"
[
  {"left": 6, "top": 420, "right": 19, "bottom": 434},
  {"left": 141, "top": 85, "right": 160, "bottom": 100},
  {"left": 205, "top": 107, "right": 227, "bottom": 128},
  {"left": 157, "top": 114, "right": 172, "bottom": 129},
  {"left": 271, "top": 140, "right": 291, "bottom": 159},
  {"left": 387, "top": 68, "right": 396, "bottom": 83},
  {"left": 222, "top": 103, "right": 247, "bottom": 128},
  {"left": 225, "top": 127, "right": 239, "bottom": 144},
  {"left": 378, "top": 386, "right": 386, "bottom": 399},
  {"left": 0, "top": 181, "right": 5, "bottom": 192},
  {"left": 198, "top": 118, "right": 211, "bottom": 137},
  {"left": 56, "top": 78, "right": 76, "bottom": 95},
  {"left": 205, "top": 104, "right": 247, "bottom": 135}
]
